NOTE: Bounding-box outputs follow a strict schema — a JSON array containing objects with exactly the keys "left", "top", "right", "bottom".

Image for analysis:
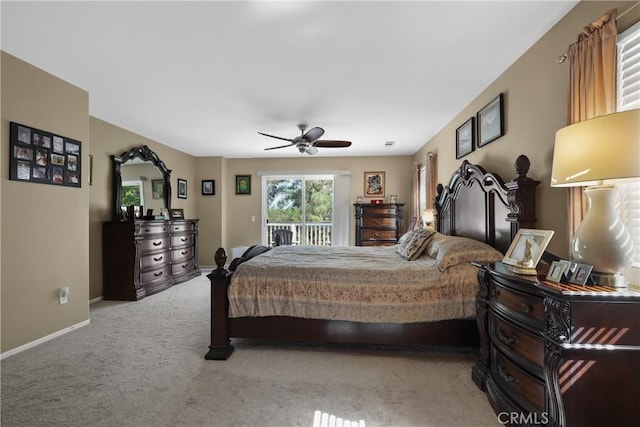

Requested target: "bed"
[{"left": 205, "top": 155, "right": 539, "bottom": 360}]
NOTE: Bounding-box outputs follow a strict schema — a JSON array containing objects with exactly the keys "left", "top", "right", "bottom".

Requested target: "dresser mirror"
[{"left": 112, "top": 145, "right": 171, "bottom": 220}]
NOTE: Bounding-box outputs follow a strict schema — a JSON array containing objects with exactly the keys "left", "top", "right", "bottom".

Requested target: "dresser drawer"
[
  {"left": 361, "top": 217, "right": 396, "bottom": 229},
  {"left": 140, "top": 237, "right": 170, "bottom": 253},
  {"left": 140, "top": 250, "right": 170, "bottom": 270},
  {"left": 360, "top": 229, "right": 397, "bottom": 240},
  {"left": 360, "top": 206, "right": 398, "bottom": 216},
  {"left": 139, "top": 223, "right": 169, "bottom": 236},
  {"left": 171, "top": 246, "right": 193, "bottom": 262},
  {"left": 490, "top": 312, "right": 544, "bottom": 369},
  {"left": 492, "top": 347, "right": 546, "bottom": 412},
  {"left": 493, "top": 282, "right": 544, "bottom": 323},
  {"left": 171, "top": 233, "right": 193, "bottom": 247},
  {"left": 140, "top": 265, "right": 171, "bottom": 285},
  {"left": 172, "top": 260, "right": 195, "bottom": 276},
  {"left": 359, "top": 240, "right": 397, "bottom": 247},
  {"left": 171, "top": 222, "right": 194, "bottom": 233}
]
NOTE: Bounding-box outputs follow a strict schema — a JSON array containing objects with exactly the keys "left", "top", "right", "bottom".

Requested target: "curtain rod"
[{"left": 556, "top": 3, "right": 638, "bottom": 64}]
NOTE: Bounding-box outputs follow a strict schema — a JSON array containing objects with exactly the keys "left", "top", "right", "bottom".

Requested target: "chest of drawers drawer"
[
  {"left": 171, "top": 246, "right": 193, "bottom": 262},
  {"left": 139, "top": 223, "right": 169, "bottom": 236},
  {"left": 360, "top": 229, "right": 397, "bottom": 240},
  {"left": 172, "top": 259, "right": 195, "bottom": 276},
  {"left": 170, "top": 222, "right": 193, "bottom": 233},
  {"left": 361, "top": 217, "right": 397, "bottom": 229},
  {"left": 140, "top": 264, "right": 171, "bottom": 285},
  {"left": 140, "top": 250, "right": 170, "bottom": 270},
  {"left": 140, "top": 237, "right": 170, "bottom": 253},
  {"left": 491, "top": 347, "right": 546, "bottom": 413},
  {"left": 171, "top": 233, "right": 193, "bottom": 248}
]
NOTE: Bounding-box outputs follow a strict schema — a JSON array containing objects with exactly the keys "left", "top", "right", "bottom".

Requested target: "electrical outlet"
[{"left": 59, "top": 287, "right": 69, "bottom": 305}]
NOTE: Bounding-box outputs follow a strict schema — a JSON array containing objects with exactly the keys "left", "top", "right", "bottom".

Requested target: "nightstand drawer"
[
  {"left": 493, "top": 283, "right": 544, "bottom": 323},
  {"left": 492, "top": 348, "right": 545, "bottom": 412},
  {"left": 361, "top": 217, "right": 397, "bottom": 229},
  {"left": 490, "top": 312, "right": 544, "bottom": 369}
]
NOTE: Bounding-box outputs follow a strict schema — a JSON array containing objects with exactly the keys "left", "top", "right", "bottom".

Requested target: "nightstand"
[{"left": 472, "top": 262, "right": 640, "bottom": 426}]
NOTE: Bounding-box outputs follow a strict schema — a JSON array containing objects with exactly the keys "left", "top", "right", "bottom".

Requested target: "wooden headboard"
[{"left": 434, "top": 154, "right": 539, "bottom": 253}]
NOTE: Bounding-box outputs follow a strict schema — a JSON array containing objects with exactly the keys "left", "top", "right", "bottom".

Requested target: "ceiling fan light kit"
[{"left": 260, "top": 123, "right": 352, "bottom": 155}]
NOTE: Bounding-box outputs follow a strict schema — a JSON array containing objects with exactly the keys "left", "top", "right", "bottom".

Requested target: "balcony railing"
[{"left": 266, "top": 222, "right": 332, "bottom": 246}]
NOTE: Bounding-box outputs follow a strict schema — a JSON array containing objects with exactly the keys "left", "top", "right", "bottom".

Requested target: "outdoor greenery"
[
  {"left": 267, "top": 179, "right": 333, "bottom": 223},
  {"left": 121, "top": 184, "right": 141, "bottom": 207}
]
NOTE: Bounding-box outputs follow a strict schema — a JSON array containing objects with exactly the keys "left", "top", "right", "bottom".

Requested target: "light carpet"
[{"left": 1, "top": 274, "right": 499, "bottom": 427}]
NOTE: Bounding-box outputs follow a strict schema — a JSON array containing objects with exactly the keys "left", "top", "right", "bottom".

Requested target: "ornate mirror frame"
[{"left": 112, "top": 145, "right": 172, "bottom": 220}]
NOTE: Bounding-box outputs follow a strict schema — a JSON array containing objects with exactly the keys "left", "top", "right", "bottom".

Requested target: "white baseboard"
[
  {"left": 1, "top": 319, "right": 91, "bottom": 360},
  {"left": 89, "top": 296, "right": 103, "bottom": 304}
]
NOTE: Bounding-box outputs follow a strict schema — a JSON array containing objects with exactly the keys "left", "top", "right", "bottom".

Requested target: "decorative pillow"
[
  {"left": 425, "top": 232, "right": 503, "bottom": 271},
  {"left": 397, "top": 229, "right": 436, "bottom": 260},
  {"left": 397, "top": 230, "right": 415, "bottom": 247}
]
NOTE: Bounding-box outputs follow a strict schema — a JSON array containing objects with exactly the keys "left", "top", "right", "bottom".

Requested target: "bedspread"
[{"left": 228, "top": 245, "right": 479, "bottom": 323}]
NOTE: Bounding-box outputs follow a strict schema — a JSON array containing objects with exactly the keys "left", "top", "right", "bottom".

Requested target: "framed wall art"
[
  {"left": 456, "top": 117, "right": 475, "bottom": 159},
  {"left": 202, "top": 179, "right": 215, "bottom": 195},
  {"left": 477, "top": 93, "right": 505, "bottom": 147},
  {"left": 9, "top": 122, "right": 82, "bottom": 188},
  {"left": 177, "top": 178, "right": 187, "bottom": 199},
  {"left": 364, "top": 171, "right": 385, "bottom": 197},
  {"left": 236, "top": 175, "right": 251, "bottom": 195}
]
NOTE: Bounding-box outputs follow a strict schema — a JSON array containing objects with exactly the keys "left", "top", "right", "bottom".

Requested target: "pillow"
[
  {"left": 425, "top": 232, "right": 503, "bottom": 271},
  {"left": 397, "top": 230, "right": 415, "bottom": 247},
  {"left": 397, "top": 229, "right": 436, "bottom": 260},
  {"left": 242, "top": 245, "right": 271, "bottom": 260}
]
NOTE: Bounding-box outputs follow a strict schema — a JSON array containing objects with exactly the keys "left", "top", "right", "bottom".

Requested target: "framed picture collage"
[{"left": 9, "top": 122, "right": 82, "bottom": 188}]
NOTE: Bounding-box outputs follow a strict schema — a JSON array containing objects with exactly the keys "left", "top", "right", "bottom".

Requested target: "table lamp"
[{"left": 551, "top": 109, "right": 639, "bottom": 287}]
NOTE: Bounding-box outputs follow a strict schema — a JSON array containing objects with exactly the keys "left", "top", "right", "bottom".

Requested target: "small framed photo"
[
  {"left": 389, "top": 194, "right": 398, "bottom": 203},
  {"left": 477, "top": 93, "right": 505, "bottom": 147},
  {"left": 456, "top": 117, "right": 475, "bottom": 159},
  {"left": 161, "top": 208, "right": 170, "bottom": 220},
  {"left": 364, "top": 171, "right": 385, "bottom": 197},
  {"left": 546, "top": 261, "right": 567, "bottom": 283},
  {"left": 202, "top": 179, "right": 215, "bottom": 195},
  {"left": 152, "top": 179, "right": 164, "bottom": 199},
  {"left": 170, "top": 208, "right": 184, "bottom": 219},
  {"left": 236, "top": 175, "right": 251, "bottom": 195},
  {"left": 568, "top": 262, "right": 593, "bottom": 286},
  {"left": 177, "top": 178, "right": 187, "bottom": 199},
  {"left": 503, "top": 228, "right": 554, "bottom": 270},
  {"left": 356, "top": 195, "right": 364, "bottom": 204}
]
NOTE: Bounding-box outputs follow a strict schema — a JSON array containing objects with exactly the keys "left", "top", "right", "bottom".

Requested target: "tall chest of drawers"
[
  {"left": 103, "top": 219, "right": 200, "bottom": 300},
  {"left": 472, "top": 262, "right": 640, "bottom": 426},
  {"left": 354, "top": 203, "right": 405, "bottom": 246}
]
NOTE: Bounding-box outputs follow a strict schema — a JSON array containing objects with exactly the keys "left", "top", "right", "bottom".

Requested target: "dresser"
[
  {"left": 102, "top": 219, "right": 201, "bottom": 300},
  {"left": 472, "top": 262, "right": 640, "bottom": 427},
  {"left": 354, "top": 203, "right": 405, "bottom": 246}
]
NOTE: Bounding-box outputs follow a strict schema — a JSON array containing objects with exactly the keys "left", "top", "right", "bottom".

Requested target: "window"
[
  {"left": 419, "top": 164, "right": 427, "bottom": 213},
  {"left": 617, "top": 21, "right": 640, "bottom": 270}
]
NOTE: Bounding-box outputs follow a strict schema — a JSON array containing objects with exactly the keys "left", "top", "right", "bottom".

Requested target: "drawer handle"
[
  {"left": 498, "top": 364, "right": 520, "bottom": 384},
  {"left": 181, "top": 237, "right": 187, "bottom": 242},
  {"left": 374, "top": 232, "right": 383, "bottom": 237},
  {"left": 144, "top": 229, "right": 151, "bottom": 232},
  {"left": 154, "top": 271, "right": 163, "bottom": 277},
  {"left": 152, "top": 241, "right": 162, "bottom": 246},
  {"left": 153, "top": 256, "right": 163, "bottom": 262},
  {"left": 181, "top": 263, "right": 189, "bottom": 269},
  {"left": 181, "top": 250, "right": 188, "bottom": 255},
  {"left": 375, "top": 219, "right": 383, "bottom": 224},
  {"left": 174, "top": 226, "right": 180, "bottom": 230},
  {"left": 498, "top": 328, "right": 519, "bottom": 346},
  {"left": 521, "top": 303, "right": 531, "bottom": 313}
]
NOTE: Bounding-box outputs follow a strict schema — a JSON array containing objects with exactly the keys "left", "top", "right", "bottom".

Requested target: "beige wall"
[
  {"left": 413, "top": 0, "right": 639, "bottom": 259},
  {"left": 1, "top": 52, "right": 90, "bottom": 353}
]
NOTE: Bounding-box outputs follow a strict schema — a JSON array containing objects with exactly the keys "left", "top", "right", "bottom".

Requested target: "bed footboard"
[{"left": 204, "top": 248, "right": 234, "bottom": 360}]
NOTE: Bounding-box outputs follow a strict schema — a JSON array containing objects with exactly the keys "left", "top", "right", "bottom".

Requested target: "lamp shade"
[{"left": 551, "top": 109, "right": 640, "bottom": 187}]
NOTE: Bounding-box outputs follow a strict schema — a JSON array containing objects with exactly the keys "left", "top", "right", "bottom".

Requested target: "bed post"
[
  {"left": 505, "top": 154, "right": 539, "bottom": 237},
  {"left": 205, "top": 248, "right": 234, "bottom": 360}
]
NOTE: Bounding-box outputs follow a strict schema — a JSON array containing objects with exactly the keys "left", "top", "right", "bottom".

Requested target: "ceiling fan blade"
[
  {"left": 302, "top": 127, "right": 324, "bottom": 143},
  {"left": 314, "top": 140, "right": 352, "bottom": 148},
  {"left": 258, "top": 132, "right": 294, "bottom": 143},
  {"left": 265, "top": 142, "right": 296, "bottom": 151}
]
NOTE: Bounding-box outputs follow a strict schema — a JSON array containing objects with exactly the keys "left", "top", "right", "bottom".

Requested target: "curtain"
[
  {"left": 411, "top": 163, "right": 420, "bottom": 230},
  {"left": 566, "top": 9, "right": 617, "bottom": 243},
  {"left": 332, "top": 174, "right": 351, "bottom": 246},
  {"left": 426, "top": 152, "right": 437, "bottom": 209}
]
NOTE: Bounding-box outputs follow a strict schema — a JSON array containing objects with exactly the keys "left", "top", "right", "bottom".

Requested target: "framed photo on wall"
[
  {"left": 456, "top": 117, "right": 475, "bottom": 159},
  {"left": 364, "top": 171, "right": 385, "bottom": 198},
  {"left": 477, "top": 93, "right": 505, "bottom": 147},
  {"left": 177, "top": 178, "right": 187, "bottom": 199},
  {"left": 202, "top": 179, "right": 215, "bottom": 195},
  {"left": 236, "top": 175, "right": 251, "bottom": 195},
  {"left": 9, "top": 122, "right": 82, "bottom": 188}
]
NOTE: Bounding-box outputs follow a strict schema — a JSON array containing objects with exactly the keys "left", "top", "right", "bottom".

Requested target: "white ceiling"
[{"left": 1, "top": 1, "right": 578, "bottom": 158}]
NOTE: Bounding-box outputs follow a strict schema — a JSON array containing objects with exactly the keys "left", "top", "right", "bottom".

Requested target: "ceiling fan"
[{"left": 259, "top": 123, "right": 352, "bottom": 155}]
